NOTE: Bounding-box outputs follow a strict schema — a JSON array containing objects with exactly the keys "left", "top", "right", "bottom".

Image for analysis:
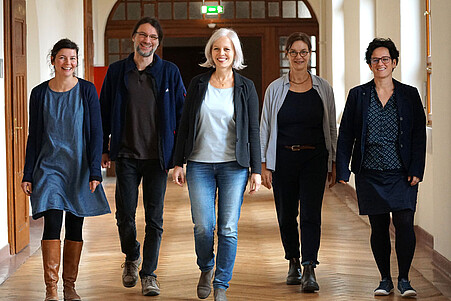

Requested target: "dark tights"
[
  {"left": 42, "top": 210, "right": 84, "bottom": 242},
  {"left": 368, "top": 209, "right": 416, "bottom": 281}
]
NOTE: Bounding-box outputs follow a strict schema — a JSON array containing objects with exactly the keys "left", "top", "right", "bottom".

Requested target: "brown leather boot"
[
  {"left": 42, "top": 240, "right": 61, "bottom": 301},
  {"left": 62, "top": 240, "right": 83, "bottom": 301}
]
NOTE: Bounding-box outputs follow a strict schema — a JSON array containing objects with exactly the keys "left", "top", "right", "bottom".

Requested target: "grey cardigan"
[{"left": 260, "top": 72, "right": 337, "bottom": 172}]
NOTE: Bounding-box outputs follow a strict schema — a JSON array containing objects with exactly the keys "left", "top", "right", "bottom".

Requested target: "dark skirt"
[{"left": 355, "top": 169, "right": 418, "bottom": 215}]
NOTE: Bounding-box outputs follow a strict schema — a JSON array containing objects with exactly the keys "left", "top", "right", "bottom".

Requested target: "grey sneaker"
[
  {"left": 121, "top": 257, "right": 141, "bottom": 288},
  {"left": 141, "top": 275, "right": 160, "bottom": 296},
  {"left": 214, "top": 288, "right": 227, "bottom": 301}
]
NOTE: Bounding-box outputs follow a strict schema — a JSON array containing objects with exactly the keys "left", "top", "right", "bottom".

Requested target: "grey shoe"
[
  {"left": 141, "top": 275, "right": 160, "bottom": 296},
  {"left": 214, "top": 288, "right": 227, "bottom": 301},
  {"left": 121, "top": 257, "right": 141, "bottom": 288},
  {"left": 197, "top": 269, "right": 214, "bottom": 299}
]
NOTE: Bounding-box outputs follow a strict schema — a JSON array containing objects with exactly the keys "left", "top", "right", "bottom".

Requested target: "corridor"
[{"left": 0, "top": 176, "right": 449, "bottom": 300}]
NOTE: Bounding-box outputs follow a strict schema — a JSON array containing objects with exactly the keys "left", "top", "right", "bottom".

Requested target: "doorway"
[{"left": 163, "top": 36, "right": 262, "bottom": 102}]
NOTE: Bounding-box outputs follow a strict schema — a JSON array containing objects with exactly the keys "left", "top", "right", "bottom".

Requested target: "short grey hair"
[{"left": 200, "top": 28, "right": 246, "bottom": 70}]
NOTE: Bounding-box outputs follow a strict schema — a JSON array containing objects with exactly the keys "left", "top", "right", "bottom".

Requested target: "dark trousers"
[
  {"left": 42, "top": 209, "right": 84, "bottom": 241},
  {"left": 368, "top": 209, "right": 416, "bottom": 280},
  {"left": 115, "top": 157, "right": 167, "bottom": 278},
  {"left": 272, "top": 146, "right": 328, "bottom": 264}
]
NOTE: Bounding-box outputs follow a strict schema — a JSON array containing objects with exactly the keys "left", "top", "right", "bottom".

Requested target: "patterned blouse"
[{"left": 362, "top": 86, "right": 403, "bottom": 171}]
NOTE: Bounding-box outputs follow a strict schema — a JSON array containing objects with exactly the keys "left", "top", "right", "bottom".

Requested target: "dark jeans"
[
  {"left": 42, "top": 209, "right": 84, "bottom": 241},
  {"left": 368, "top": 209, "right": 416, "bottom": 281},
  {"left": 115, "top": 157, "right": 167, "bottom": 278},
  {"left": 272, "top": 145, "right": 328, "bottom": 264}
]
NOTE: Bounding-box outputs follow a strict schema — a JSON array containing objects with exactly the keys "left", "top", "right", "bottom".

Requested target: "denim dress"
[{"left": 30, "top": 83, "right": 110, "bottom": 219}]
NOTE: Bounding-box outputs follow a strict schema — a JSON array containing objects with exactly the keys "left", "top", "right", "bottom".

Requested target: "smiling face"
[
  {"left": 211, "top": 36, "right": 235, "bottom": 70},
  {"left": 52, "top": 48, "right": 78, "bottom": 77},
  {"left": 369, "top": 47, "right": 397, "bottom": 79},
  {"left": 132, "top": 23, "right": 159, "bottom": 58},
  {"left": 287, "top": 40, "right": 310, "bottom": 72}
]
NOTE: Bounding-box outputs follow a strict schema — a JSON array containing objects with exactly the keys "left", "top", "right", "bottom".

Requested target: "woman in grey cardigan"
[{"left": 260, "top": 32, "right": 337, "bottom": 293}]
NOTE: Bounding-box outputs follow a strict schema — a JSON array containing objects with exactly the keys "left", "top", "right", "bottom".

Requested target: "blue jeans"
[
  {"left": 115, "top": 158, "right": 167, "bottom": 278},
  {"left": 186, "top": 161, "right": 249, "bottom": 290}
]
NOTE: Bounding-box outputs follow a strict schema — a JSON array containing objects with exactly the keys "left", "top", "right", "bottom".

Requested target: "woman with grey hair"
[{"left": 172, "top": 28, "right": 261, "bottom": 301}]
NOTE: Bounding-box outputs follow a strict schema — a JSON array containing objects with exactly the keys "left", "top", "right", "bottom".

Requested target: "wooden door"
[{"left": 4, "top": 0, "right": 29, "bottom": 254}]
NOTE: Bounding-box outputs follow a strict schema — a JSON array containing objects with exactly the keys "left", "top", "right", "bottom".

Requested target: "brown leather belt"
[{"left": 284, "top": 145, "right": 316, "bottom": 151}]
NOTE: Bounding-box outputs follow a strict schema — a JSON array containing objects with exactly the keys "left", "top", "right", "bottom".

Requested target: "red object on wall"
[{"left": 93, "top": 66, "right": 109, "bottom": 97}]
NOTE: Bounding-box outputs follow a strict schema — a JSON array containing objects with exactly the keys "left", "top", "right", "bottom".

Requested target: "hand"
[
  {"left": 338, "top": 180, "right": 347, "bottom": 185},
  {"left": 90, "top": 180, "right": 100, "bottom": 193},
  {"left": 408, "top": 176, "right": 420, "bottom": 186},
  {"left": 21, "top": 182, "right": 32, "bottom": 196},
  {"left": 172, "top": 166, "right": 185, "bottom": 187},
  {"left": 249, "top": 173, "right": 261, "bottom": 195},
  {"left": 328, "top": 161, "right": 337, "bottom": 188},
  {"left": 261, "top": 163, "right": 273, "bottom": 189},
  {"left": 101, "top": 153, "right": 111, "bottom": 168}
]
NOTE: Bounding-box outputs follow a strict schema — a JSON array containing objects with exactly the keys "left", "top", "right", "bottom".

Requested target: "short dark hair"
[
  {"left": 285, "top": 32, "right": 312, "bottom": 53},
  {"left": 365, "top": 38, "right": 399, "bottom": 65},
  {"left": 50, "top": 38, "right": 79, "bottom": 63},
  {"left": 132, "top": 17, "right": 163, "bottom": 44}
]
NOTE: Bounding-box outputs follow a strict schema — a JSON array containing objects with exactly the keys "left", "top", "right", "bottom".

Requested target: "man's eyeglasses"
[
  {"left": 136, "top": 32, "right": 159, "bottom": 40},
  {"left": 370, "top": 56, "right": 391, "bottom": 65},
  {"left": 287, "top": 50, "right": 310, "bottom": 58}
]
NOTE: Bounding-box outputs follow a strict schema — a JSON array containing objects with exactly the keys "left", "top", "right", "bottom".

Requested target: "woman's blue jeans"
[{"left": 186, "top": 161, "right": 249, "bottom": 290}]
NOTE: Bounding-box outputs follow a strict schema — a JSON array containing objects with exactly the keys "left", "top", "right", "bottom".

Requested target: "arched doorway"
[{"left": 104, "top": 0, "right": 319, "bottom": 100}]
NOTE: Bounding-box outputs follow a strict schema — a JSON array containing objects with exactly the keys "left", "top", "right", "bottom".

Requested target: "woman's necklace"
[
  {"left": 289, "top": 73, "right": 310, "bottom": 85},
  {"left": 214, "top": 72, "right": 232, "bottom": 87}
]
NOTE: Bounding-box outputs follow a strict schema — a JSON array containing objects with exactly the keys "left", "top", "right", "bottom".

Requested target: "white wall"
[
  {"left": 430, "top": 0, "right": 451, "bottom": 259},
  {"left": 93, "top": 0, "right": 116, "bottom": 66},
  {"left": 0, "top": 0, "right": 9, "bottom": 250},
  {"left": 27, "top": 0, "right": 85, "bottom": 94}
]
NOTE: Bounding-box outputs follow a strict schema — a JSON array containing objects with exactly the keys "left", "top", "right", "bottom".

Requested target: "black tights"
[
  {"left": 368, "top": 209, "right": 416, "bottom": 281},
  {"left": 42, "top": 210, "right": 84, "bottom": 242}
]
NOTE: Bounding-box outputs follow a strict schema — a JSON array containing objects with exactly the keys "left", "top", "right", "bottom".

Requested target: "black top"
[
  {"left": 119, "top": 68, "right": 158, "bottom": 159},
  {"left": 362, "top": 86, "right": 402, "bottom": 170},
  {"left": 277, "top": 89, "right": 324, "bottom": 146}
]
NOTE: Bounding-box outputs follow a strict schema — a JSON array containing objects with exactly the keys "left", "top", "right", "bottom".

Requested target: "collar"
[{"left": 124, "top": 53, "right": 162, "bottom": 74}]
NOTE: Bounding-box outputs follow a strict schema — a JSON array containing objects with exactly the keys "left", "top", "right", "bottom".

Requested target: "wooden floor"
[{"left": 0, "top": 176, "right": 449, "bottom": 300}]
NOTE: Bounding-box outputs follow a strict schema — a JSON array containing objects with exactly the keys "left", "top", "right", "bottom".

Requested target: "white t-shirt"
[{"left": 189, "top": 83, "right": 237, "bottom": 163}]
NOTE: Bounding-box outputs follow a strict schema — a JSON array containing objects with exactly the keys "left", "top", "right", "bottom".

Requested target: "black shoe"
[
  {"left": 374, "top": 278, "right": 394, "bottom": 296},
  {"left": 398, "top": 278, "right": 417, "bottom": 297},
  {"left": 286, "top": 258, "right": 302, "bottom": 285},
  {"left": 300, "top": 262, "right": 319, "bottom": 292}
]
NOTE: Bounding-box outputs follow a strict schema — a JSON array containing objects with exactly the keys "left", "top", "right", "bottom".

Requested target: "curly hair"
[{"left": 365, "top": 38, "right": 399, "bottom": 65}]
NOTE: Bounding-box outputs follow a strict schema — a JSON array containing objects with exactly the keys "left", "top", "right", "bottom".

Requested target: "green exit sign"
[{"left": 201, "top": 5, "right": 224, "bottom": 14}]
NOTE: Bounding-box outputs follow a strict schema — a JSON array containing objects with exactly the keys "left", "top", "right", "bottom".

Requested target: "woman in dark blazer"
[
  {"left": 336, "top": 38, "right": 426, "bottom": 298},
  {"left": 172, "top": 28, "right": 261, "bottom": 301}
]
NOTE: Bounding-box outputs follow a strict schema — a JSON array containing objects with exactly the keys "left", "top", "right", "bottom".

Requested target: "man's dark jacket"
[{"left": 100, "top": 53, "right": 185, "bottom": 170}]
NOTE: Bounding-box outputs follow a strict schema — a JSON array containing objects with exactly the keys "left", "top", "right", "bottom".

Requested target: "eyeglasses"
[
  {"left": 370, "top": 56, "right": 392, "bottom": 65},
  {"left": 287, "top": 50, "right": 310, "bottom": 58},
  {"left": 136, "top": 32, "right": 159, "bottom": 41}
]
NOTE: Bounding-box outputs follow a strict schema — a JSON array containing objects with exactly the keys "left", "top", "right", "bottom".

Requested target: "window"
[{"left": 279, "top": 34, "right": 317, "bottom": 77}]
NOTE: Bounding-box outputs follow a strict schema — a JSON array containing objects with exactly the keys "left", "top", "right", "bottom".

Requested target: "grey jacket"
[{"left": 260, "top": 72, "right": 337, "bottom": 172}]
